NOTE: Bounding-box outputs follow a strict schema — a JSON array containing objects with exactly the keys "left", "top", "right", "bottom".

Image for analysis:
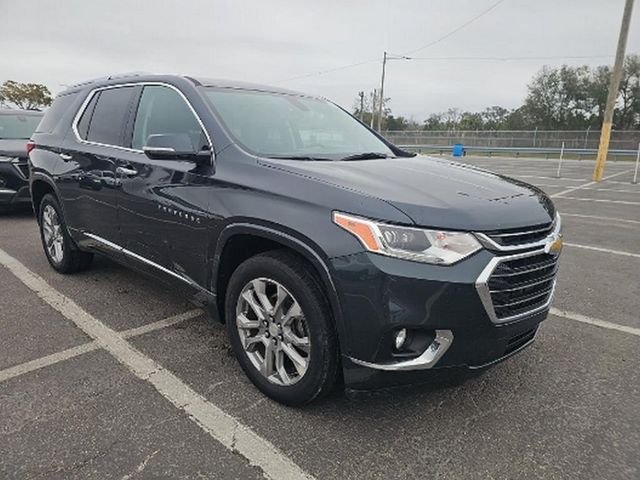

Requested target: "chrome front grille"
[
  {"left": 483, "top": 222, "right": 553, "bottom": 247},
  {"left": 488, "top": 252, "right": 558, "bottom": 320},
  {"left": 476, "top": 249, "right": 559, "bottom": 324}
]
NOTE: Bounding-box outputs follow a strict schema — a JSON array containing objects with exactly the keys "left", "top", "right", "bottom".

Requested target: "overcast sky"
[{"left": 1, "top": 0, "right": 639, "bottom": 119}]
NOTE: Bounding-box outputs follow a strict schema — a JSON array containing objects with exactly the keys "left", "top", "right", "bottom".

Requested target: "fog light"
[{"left": 394, "top": 328, "right": 408, "bottom": 350}]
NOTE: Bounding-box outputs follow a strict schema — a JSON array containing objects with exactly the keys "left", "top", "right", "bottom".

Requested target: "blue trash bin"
[{"left": 452, "top": 143, "right": 464, "bottom": 157}]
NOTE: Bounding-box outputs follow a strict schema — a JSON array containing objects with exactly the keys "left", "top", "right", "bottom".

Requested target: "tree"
[
  {"left": 353, "top": 54, "right": 640, "bottom": 131},
  {"left": 0, "top": 80, "right": 53, "bottom": 110},
  {"left": 481, "top": 106, "right": 510, "bottom": 129},
  {"left": 352, "top": 89, "right": 391, "bottom": 129}
]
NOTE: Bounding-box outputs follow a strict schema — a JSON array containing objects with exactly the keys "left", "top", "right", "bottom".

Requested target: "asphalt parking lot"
[{"left": 1, "top": 156, "right": 639, "bottom": 479}]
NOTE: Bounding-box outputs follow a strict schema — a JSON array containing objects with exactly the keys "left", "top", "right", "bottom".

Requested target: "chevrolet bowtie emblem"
[{"left": 544, "top": 235, "right": 563, "bottom": 256}]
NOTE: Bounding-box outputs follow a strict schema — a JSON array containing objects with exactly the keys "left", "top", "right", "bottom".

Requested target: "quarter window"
[
  {"left": 131, "top": 85, "right": 206, "bottom": 151},
  {"left": 84, "top": 86, "right": 136, "bottom": 146},
  {"left": 76, "top": 92, "right": 99, "bottom": 140}
]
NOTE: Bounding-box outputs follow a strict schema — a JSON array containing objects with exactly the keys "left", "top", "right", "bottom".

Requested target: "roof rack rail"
[{"left": 68, "top": 72, "right": 149, "bottom": 89}]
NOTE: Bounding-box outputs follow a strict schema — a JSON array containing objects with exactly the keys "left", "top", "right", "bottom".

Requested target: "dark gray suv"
[{"left": 29, "top": 74, "right": 562, "bottom": 405}]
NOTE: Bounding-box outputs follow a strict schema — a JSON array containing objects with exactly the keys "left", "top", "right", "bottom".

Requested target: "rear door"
[
  {"left": 57, "top": 85, "right": 138, "bottom": 244},
  {"left": 115, "top": 84, "right": 212, "bottom": 287}
]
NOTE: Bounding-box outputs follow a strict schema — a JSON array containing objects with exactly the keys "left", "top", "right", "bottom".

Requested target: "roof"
[
  {"left": 58, "top": 73, "right": 314, "bottom": 98},
  {"left": 0, "top": 108, "right": 44, "bottom": 116}
]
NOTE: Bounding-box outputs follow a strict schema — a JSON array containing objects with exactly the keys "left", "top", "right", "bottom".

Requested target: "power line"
[
  {"left": 270, "top": 59, "right": 378, "bottom": 85},
  {"left": 407, "top": 54, "right": 615, "bottom": 61},
  {"left": 404, "top": 0, "right": 507, "bottom": 55},
  {"left": 271, "top": 0, "right": 508, "bottom": 84}
]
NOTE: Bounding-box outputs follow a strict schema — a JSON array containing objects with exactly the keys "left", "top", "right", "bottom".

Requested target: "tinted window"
[
  {"left": 203, "top": 88, "right": 393, "bottom": 159},
  {"left": 76, "top": 92, "right": 99, "bottom": 140},
  {"left": 35, "top": 93, "right": 77, "bottom": 134},
  {"left": 0, "top": 113, "right": 43, "bottom": 139},
  {"left": 86, "top": 86, "right": 135, "bottom": 146},
  {"left": 132, "top": 85, "right": 206, "bottom": 151}
]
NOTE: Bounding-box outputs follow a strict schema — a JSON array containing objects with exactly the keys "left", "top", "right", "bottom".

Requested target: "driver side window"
[{"left": 131, "top": 85, "right": 207, "bottom": 151}]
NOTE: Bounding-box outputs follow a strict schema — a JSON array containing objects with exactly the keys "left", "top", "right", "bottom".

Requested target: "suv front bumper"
[{"left": 330, "top": 250, "right": 553, "bottom": 391}]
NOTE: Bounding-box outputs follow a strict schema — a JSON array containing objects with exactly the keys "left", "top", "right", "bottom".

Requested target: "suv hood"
[
  {"left": 0, "top": 139, "right": 29, "bottom": 160},
  {"left": 263, "top": 155, "right": 555, "bottom": 231}
]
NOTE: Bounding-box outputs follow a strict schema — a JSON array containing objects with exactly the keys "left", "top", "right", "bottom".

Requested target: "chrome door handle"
[
  {"left": 59, "top": 153, "right": 73, "bottom": 161},
  {"left": 116, "top": 166, "right": 138, "bottom": 176}
]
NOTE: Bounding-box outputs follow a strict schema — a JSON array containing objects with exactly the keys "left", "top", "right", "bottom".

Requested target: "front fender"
[{"left": 210, "top": 221, "right": 350, "bottom": 356}]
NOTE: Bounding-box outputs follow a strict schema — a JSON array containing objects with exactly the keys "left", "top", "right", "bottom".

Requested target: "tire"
[
  {"left": 38, "top": 193, "right": 93, "bottom": 273},
  {"left": 225, "top": 250, "right": 339, "bottom": 406}
]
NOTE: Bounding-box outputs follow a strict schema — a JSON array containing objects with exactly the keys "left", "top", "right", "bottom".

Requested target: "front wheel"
[
  {"left": 38, "top": 194, "right": 93, "bottom": 273},
  {"left": 225, "top": 251, "right": 339, "bottom": 406}
]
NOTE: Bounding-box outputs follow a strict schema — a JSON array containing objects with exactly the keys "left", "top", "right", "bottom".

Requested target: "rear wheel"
[
  {"left": 38, "top": 194, "right": 93, "bottom": 273},
  {"left": 225, "top": 250, "right": 338, "bottom": 406}
]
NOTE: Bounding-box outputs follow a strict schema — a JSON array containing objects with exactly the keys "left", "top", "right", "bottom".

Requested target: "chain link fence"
[{"left": 384, "top": 130, "right": 640, "bottom": 151}]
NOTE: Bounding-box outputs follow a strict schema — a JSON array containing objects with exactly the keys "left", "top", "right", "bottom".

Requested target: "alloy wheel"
[
  {"left": 42, "top": 204, "right": 64, "bottom": 264},
  {"left": 235, "top": 277, "right": 310, "bottom": 386}
]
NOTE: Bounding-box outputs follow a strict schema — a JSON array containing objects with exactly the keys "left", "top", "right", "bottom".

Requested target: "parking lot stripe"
[
  {"left": 0, "top": 247, "right": 313, "bottom": 480},
  {"left": 564, "top": 242, "right": 640, "bottom": 258},
  {"left": 554, "top": 196, "right": 640, "bottom": 206},
  {"left": 0, "top": 342, "right": 99, "bottom": 383},
  {"left": 120, "top": 309, "right": 203, "bottom": 338},
  {"left": 560, "top": 213, "right": 640, "bottom": 226},
  {"left": 550, "top": 307, "right": 640, "bottom": 337},
  {"left": 0, "top": 309, "right": 204, "bottom": 385},
  {"left": 551, "top": 169, "right": 632, "bottom": 198}
]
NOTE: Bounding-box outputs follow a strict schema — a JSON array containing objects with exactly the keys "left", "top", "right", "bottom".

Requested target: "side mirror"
[{"left": 143, "top": 133, "right": 212, "bottom": 166}]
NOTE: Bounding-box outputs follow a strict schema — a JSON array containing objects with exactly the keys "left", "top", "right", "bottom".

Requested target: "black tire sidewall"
[
  {"left": 38, "top": 194, "right": 76, "bottom": 272},
  {"left": 225, "top": 253, "right": 336, "bottom": 406}
]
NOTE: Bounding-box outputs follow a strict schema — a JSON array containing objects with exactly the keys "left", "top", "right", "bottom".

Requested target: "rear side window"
[
  {"left": 131, "top": 85, "right": 206, "bottom": 150},
  {"left": 35, "top": 93, "right": 77, "bottom": 134},
  {"left": 84, "top": 86, "right": 136, "bottom": 146},
  {"left": 76, "top": 92, "right": 99, "bottom": 140}
]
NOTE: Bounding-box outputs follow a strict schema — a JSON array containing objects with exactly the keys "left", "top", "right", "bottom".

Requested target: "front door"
[{"left": 116, "top": 84, "right": 213, "bottom": 288}]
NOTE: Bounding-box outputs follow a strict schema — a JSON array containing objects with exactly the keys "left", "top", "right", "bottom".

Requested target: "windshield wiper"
[
  {"left": 340, "top": 152, "right": 393, "bottom": 161},
  {"left": 267, "top": 155, "right": 334, "bottom": 161}
]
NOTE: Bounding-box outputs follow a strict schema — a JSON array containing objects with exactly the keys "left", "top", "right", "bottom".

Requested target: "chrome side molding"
[
  {"left": 83, "top": 232, "right": 204, "bottom": 292},
  {"left": 348, "top": 329, "right": 454, "bottom": 371}
]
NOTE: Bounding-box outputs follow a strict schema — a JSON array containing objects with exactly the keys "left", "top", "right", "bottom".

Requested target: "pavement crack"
[{"left": 121, "top": 449, "right": 160, "bottom": 479}]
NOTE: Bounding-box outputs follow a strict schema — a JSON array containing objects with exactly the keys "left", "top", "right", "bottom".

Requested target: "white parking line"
[
  {"left": 120, "top": 309, "right": 203, "bottom": 338},
  {"left": 0, "top": 309, "right": 204, "bottom": 384},
  {"left": 555, "top": 196, "right": 640, "bottom": 206},
  {"left": 506, "top": 174, "right": 588, "bottom": 182},
  {"left": 550, "top": 307, "right": 640, "bottom": 337},
  {"left": 0, "top": 342, "right": 99, "bottom": 383},
  {"left": 0, "top": 247, "right": 312, "bottom": 480},
  {"left": 564, "top": 242, "right": 640, "bottom": 258},
  {"left": 551, "top": 169, "right": 632, "bottom": 198},
  {"left": 560, "top": 213, "right": 640, "bottom": 226}
]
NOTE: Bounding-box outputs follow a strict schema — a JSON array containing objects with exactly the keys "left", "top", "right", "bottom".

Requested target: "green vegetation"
[
  {"left": 0, "top": 80, "right": 53, "bottom": 110},
  {"left": 354, "top": 55, "right": 640, "bottom": 131}
]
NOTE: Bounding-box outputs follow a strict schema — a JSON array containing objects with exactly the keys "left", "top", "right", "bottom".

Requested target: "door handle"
[
  {"left": 116, "top": 166, "right": 138, "bottom": 176},
  {"left": 59, "top": 153, "right": 73, "bottom": 161}
]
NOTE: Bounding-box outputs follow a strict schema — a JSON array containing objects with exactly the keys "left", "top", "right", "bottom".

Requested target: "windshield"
[
  {"left": 0, "top": 113, "right": 42, "bottom": 139},
  {"left": 202, "top": 88, "right": 394, "bottom": 160}
]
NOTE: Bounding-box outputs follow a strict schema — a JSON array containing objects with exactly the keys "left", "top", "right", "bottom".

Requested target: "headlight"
[
  {"left": 0, "top": 156, "right": 17, "bottom": 163},
  {"left": 333, "top": 212, "right": 482, "bottom": 265}
]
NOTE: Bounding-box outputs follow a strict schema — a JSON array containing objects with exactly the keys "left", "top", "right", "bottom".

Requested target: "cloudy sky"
[{"left": 1, "top": 0, "right": 639, "bottom": 119}]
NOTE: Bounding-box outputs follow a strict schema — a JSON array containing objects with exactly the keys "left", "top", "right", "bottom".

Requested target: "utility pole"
[
  {"left": 369, "top": 89, "right": 376, "bottom": 129},
  {"left": 593, "top": 0, "right": 635, "bottom": 181},
  {"left": 376, "top": 51, "right": 388, "bottom": 132},
  {"left": 358, "top": 91, "right": 365, "bottom": 121}
]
